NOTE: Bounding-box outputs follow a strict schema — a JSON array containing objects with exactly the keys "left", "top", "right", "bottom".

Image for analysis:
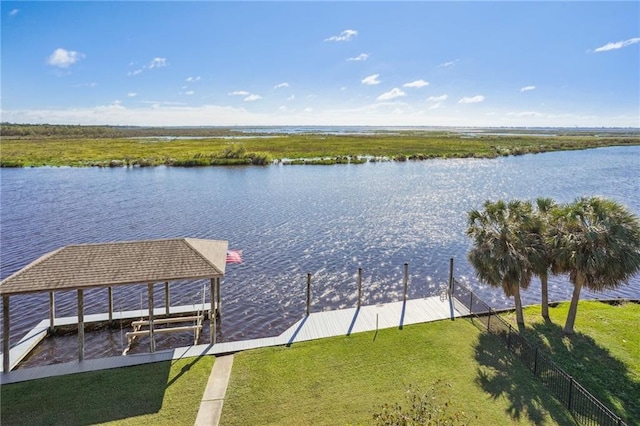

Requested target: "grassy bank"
[
  {"left": 501, "top": 300, "right": 640, "bottom": 425},
  {"left": 221, "top": 319, "right": 574, "bottom": 425},
  {"left": 1, "top": 131, "right": 638, "bottom": 167},
  {"left": 0, "top": 356, "right": 213, "bottom": 425}
]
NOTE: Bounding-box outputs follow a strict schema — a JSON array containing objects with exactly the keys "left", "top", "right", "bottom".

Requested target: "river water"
[{"left": 1, "top": 146, "right": 638, "bottom": 365}]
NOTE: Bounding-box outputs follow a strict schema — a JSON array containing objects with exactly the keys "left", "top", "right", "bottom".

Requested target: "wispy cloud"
[
  {"left": 244, "top": 94, "right": 262, "bottom": 101},
  {"left": 377, "top": 88, "right": 406, "bottom": 101},
  {"left": 9, "top": 9, "right": 19, "bottom": 17},
  {"left": 594, "top": 37, "right": 640, "bottom": 52},
  {"left": 325, "top": 29, "right": 357, "bottom": 42},
  {"left": 149, "top": 57, "right": 167, "bottom": 69},
  {"left": 347, "top": 53, "right": 369, "bottom": 61},
  {"left": 127, "top": 92, "right": 137, "bottom": 97},
  {"left": 520, "top": 85, "right": 536, "bottom": 92},
  {"left": 47, "top": 48, "right": 85, "bottom": 68},
  {"left": 287, "top": 95, "right": 295, "bottom": 101},
  {"left": 274, "top": 82, "right": 289, "bottom": 89},
  {"left": 458, "top": 95, "right": 485, "bottom": 104},
  {"left": 403, "top": 79, "right": 429, "bottom": 88},
  {"left": 128, "top": 57, "right": 168, "bottom": 76},
  {"left": 427, "top": 94, "right": 448, "bottom": 102},
  {"left": 438, "top": 59, "right": 459, "bottom": 68},
  {"left": 229, "top": 91, "right": 250, "bottom": 96},
  {"left": 183, "top": 90, "right": 195, "bottom": 96},
  {"left": 361, "top": 74, "right": 381, "bottom": 85},
  {"left": 72, "top": 82, "right": 97, "bottom": 88},
  {"left": 186, "top": 76, "right": 201, "bottom": 82}
]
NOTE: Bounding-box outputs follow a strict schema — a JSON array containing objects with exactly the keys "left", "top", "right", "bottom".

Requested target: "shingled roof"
[{"left": 0, "top": 238, "right": 228, "bottom": 296}]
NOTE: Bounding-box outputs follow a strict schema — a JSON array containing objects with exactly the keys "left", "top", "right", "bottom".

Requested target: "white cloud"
[
  {"left": 428, "top": 103, "right": 442, "bottom": 110},
  {"left": 229, "top": 91, "right": 250, "bottom": 96},
  {"left": 287, "top": 95, "right": 295, "bottom": 101},
  {"left": 347, "top": 53, "right": 369, "bottom": 61},
  {"left": 520, "top": 85, "right": 536, "bottom": 92},
  {"left": 324, "top": 29, "right": 357, "bottom": 42},
  {"left": 427, "top": 94, "right": 448, "bottom": 102},
  {"left": 304, "top": 107, "right": 313, "bottom": 112},
  {"left": 244, "top": 94, "right": 262, "bottom": 101},
  {"left": 361, "top": 74, "right": 381, "bottom": 85},
  {"left": 129, "top": 69, "right": 143, "bottom": 76},
  {"left": 458, "top": 95, "right": 485, "bottom": 104},
  {"left": 47, "top": 48, "right": 85, "bottom": 68},
  {"left": 594, "top": 37, "right": 640, "bottom": 52},
  {"left": 377, "top": 88, "right": 406, "bottom": 101},
  {"left": 184, "top": 90, "right": 195, "bottom": 95},
  {"left": 149, "top": 57, "right": 167, "bottom": 69},
  {"left": 186, "top": 76, "right": 201, "bottom": 82},
  {"left": 9, "top": 9, "right": 19, "bottom": 17},
  {"left": 438, "top": 59, "right": 459, "bottom": 68},
  {"left": 403, "top": 79, "right": 429, "bottom": 88},
  {"left": 274, "top": 82, "right": 289, "bottom": 89},
  {"left": 127, "top": 92, "right": 137, "bottom": 97},
  {"left": 507, "top": 111, "right": 545, "bottom": 118},
  {"left": 279, "top": 106, "right": 287, "bottom": 112}
]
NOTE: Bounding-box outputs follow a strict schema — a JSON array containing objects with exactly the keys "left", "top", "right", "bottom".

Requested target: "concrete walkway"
[{"left": 194, "top": 354, "right": 234, "bottom": 426}]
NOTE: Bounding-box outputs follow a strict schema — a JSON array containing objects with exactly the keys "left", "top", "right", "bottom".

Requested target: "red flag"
[{"left": 226, "top": 249, "right": 243, "bottom": 264}]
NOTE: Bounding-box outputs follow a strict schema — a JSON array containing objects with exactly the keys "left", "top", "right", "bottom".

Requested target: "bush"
[{"left": 372, "top": 382, "right": 473, "bottom": 426}]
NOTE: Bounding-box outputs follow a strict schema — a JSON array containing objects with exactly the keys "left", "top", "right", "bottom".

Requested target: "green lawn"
[
  {"left": 502, "top": 300, "right": 640, "bottom": 425},
  {"left": 0, "top": 355, "right": 213, "bottom": 425},
  {"left": 221, "top": 319, "right": 574, "bottom": 425}
]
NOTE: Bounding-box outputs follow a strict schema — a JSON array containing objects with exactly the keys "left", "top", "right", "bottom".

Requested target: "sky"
[{"left": 1, "top": 1, "right": 639, "bottom": 128}]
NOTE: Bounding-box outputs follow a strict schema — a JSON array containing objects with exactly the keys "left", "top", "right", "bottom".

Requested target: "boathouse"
[{"left": 0, "top": 238, "right": 228, "bottom": 373}]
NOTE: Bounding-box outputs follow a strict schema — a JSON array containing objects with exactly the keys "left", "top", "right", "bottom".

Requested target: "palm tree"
[
  {"left": 550, "top": 197, "right": 640, "bottom": 334},
  {"left": 532, "top": 198, "right": 558, "bottom": 320},
  {"left": 467, "top": 200, "right": 538, "bottom": 329}
]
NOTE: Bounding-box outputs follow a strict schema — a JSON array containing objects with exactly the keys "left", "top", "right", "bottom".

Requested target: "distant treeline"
[{"left": 0, "top": 123, "right": 247, "bottom": 138}]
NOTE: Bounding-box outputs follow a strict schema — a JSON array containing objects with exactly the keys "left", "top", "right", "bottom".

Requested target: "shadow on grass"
[
  {"left": 474, "top": 331, "right": 576, "bottom": 425},
  {"left": 1, "top": 359, "right": 179, "bottom": 425},
  {"left": 521, "top": 320, "right": 638, "bottom": 425}
]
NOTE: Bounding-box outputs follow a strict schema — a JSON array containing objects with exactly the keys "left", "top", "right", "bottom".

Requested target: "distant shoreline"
[{"left": 1, "top": 124, "right": 639, "bottom": 168}]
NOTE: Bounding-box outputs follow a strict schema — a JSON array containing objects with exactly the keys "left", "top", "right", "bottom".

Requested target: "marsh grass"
[{"left": 2, "top": 132, "right": 638, "bottom": 167}]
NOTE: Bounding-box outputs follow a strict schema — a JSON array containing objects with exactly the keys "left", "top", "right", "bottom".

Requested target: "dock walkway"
[{"left": 1, "top": 296, "right": 468, "bottom": 385}]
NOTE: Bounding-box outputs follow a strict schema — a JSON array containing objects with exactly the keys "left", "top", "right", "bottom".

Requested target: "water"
[{"left": 1, "top": 146, "right": 639, "bottom": 366}]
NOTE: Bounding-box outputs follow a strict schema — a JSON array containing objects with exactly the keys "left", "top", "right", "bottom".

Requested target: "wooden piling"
[
  {"left": 164, "top": 282, "right": 170, "bottom": 316},
  {"left": 49, "top": 292, "right": 55, "bottom": 332},
  {"left": 448, "top": 258, "right": 454, "bottom": 297},
  {"left": 216, "top": 277, "right": 221, "bottom": 318},
  {"left": 210, "top": 278, "right": 216, "bottom": 344},
  {"left": 357, "top": 268, "right": 362, "bottom": 308},
  {"left": 107, "top": 287, "right": 113, "bottom": 324},
  {"left": 306, "top": 273, "right": 311, "bottom": 316},
  {"left": 403, "top": 263, "right": 409, "bottom": 302},
  {"left": 77, "top": 289, "right": 84, "bottom": 362},
  {"left": 3, "top": 296, "right": 10, "bottom": 373},
  {"left": 148, "top": 283, "right": 155, "bottom": 353}
]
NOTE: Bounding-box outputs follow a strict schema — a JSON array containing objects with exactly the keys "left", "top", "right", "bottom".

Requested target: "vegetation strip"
[{"left": 1, "top": 124, "right": 638, "bottom": 167}]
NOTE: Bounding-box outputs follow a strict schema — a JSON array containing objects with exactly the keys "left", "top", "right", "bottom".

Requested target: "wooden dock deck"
[{"left": 1, "top": 296, "right": 469, "bottom": 385}]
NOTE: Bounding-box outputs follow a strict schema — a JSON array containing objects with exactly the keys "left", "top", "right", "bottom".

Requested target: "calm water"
[{"left": 1, "top": 146, "right": 639, "bottom": 365}]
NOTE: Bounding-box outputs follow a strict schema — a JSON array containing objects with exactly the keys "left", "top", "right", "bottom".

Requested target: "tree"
[
  {"left": 532, "top": 198, "right": 558, "bottom": 320},
  {"left": 550, "top": 197, "right": 640, "bottom": 334},
  {"left": 467, "top": 200, "right": 538, "bottom": 329}
]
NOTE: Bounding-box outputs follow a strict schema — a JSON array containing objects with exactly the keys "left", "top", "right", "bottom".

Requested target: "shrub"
[{"left": 372, "top": 382, "right": 473, "bottom": 426}]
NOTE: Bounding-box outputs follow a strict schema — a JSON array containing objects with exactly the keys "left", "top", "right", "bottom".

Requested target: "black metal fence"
[{"left": 452, "top": 279, "right": 627, "bottom": 426}]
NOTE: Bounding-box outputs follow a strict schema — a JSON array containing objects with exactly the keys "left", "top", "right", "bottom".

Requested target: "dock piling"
[
  {"left": 148, "top": 284, "right": 155, "bottom": 353},
  {"left": 49, "top": 292, "right": 55, "bottom": 333},
  {"left": 357, "top": 268, "right": 362, "bottom": 308},
  {"left": 77, "top": 289, "right": 84, "bottom": 362},
  {"left": 403, "top": 263, "right": 409, "bottom": 302},
  {"left": 306, "top": 273, "right": 311, "bottom": 316}
]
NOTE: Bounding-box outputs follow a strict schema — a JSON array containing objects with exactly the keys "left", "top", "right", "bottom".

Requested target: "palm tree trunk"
[
  {"left": 541, "top": 273, "right": 549, "bottom": 320},
  {"left": 563, "top": 280, "right": 583, "bottom": 334},
  {"left": 513, "top": 285, "right": 525, "bottom": 330}
]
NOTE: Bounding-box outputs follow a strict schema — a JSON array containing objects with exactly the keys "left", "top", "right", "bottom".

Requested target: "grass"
[
  {"left": 500, "top": 300, "right": 640, "bottom": 425},
  {"left": 221, "top": 319, "right": 574, "bottom": 425},
  {"left": 1, "top": 132, "right": 638, "bottom": 167},
  {"left": 0, "top": 355, "right": 213, "bottom": 425}
]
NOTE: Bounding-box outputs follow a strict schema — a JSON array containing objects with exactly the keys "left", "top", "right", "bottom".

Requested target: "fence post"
[
  {"left": 357, "top": 267, "right": 362, "bottom": 308},
  {"left": 567, "top": 376, "right": 574, "bottom": 411},
  {"left": 306, "top": 273, "right": 311, "bottom": 316},
  {"left": 403, "top": 263, "right": 408, "bottom": 302},
  {"left": 448, "top": 258, "right": 454, "bottom": 297},
  {"left": 533, "top": 347, "right": 539, "bottom": 376},
  {"left": 487, "top": 308, "right": 492, "bottom": 332},
  {"left": 469, "top": 292, "right": 474, "bottom": 313},
  {"left": 507, "top": 324, "right": 512, "bottom": 349}
]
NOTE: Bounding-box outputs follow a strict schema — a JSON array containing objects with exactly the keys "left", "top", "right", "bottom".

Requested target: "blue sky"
[{"left": 1, "top": 1, "right": 638, "bottom": 127}]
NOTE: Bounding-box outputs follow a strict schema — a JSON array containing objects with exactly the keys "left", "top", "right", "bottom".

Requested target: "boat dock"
[{"left": 1, "top": 295, "right": 469, "bottom": 384}]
